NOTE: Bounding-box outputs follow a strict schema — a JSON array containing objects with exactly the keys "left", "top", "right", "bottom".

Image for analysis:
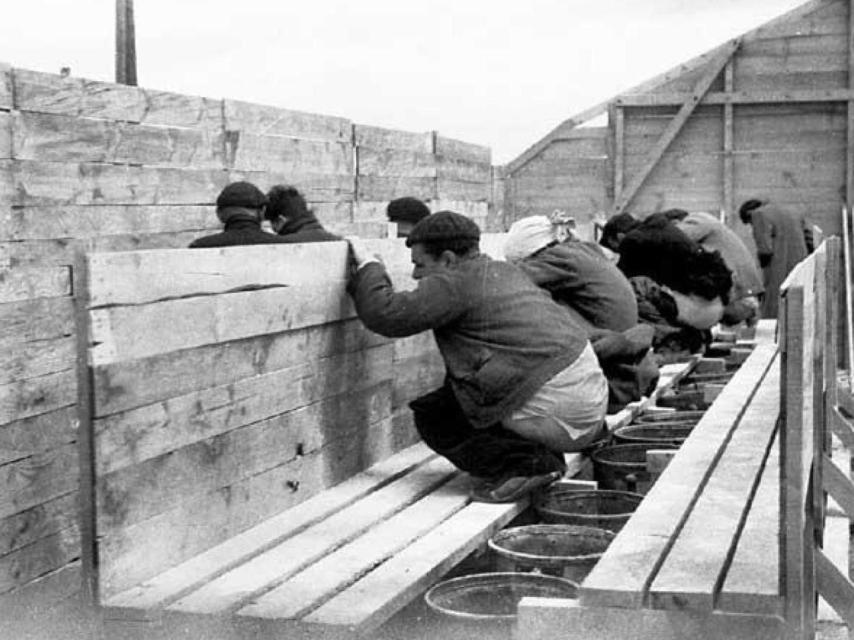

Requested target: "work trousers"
[{"left": 410, "top": 382, "right": 567, "bottom": 480}]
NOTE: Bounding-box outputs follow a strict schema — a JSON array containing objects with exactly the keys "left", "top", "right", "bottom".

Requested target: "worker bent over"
[{"left": 346, "top": 211, "right": 608, "bottom": 503}]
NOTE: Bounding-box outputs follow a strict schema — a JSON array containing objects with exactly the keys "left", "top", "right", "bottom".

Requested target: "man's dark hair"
[
  {"left": 738, "top": 199, "right": 764, "bottom": 224},
  {"left": 672, "top": 249, "right": 733, "bottom": 305},
  {"left": 661, "top": 208, "right": 689, "bottom": 222},
  {"left": 387, "top": 197, "right": 431, "bottom": 224},
  {"left": 265, "top": 185, "right": 310, "bottom": 222},
  {"left": 599, "top": 212, "right": 640, "bottom": 251},
  {"left": 405, "top": 210, "right": 480, "bottom": 258}
]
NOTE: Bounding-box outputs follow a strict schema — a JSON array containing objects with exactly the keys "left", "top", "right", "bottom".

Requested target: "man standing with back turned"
[{"left": 346, "top": 211, "right": 608, "bottom": 503}]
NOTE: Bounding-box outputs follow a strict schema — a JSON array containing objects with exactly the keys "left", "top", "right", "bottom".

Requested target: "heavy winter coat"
[
  {"left": 276, "top": 212, "right": 341, "bottom": 243},
  {"left": 515, "top": 240, "right": 638, "bottom": 333},
  {"left": 188, "top": 214, "right": 291, "bottom": 248},
  {"left": 348, "top": 254, "right": 590, "bottom": 429}
]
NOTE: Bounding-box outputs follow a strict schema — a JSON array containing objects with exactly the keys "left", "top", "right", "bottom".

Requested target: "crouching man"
[{"left": 346, "top": 211, "right": 608, "bottom": 503}]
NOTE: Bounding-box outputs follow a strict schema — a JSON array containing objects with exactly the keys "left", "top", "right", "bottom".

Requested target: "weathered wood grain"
[
  {"left": 0, "top": 370, "right": 76, "bottom": 426},
  {"left": 14, "top": 69, "right": 223, "bottom": 128},
  {"left": 0, "top": 407, "right": 76, "bottom": 458},
  {"left": 353, "top": 124, "right": 432, "bottom": 152},
  {"left": 356, "top": 175, "right": 435, "bottom": 201},
  {"left": 435, "top": 178, "right": 490, "bottom": 201},
  {"left": 93, "top": 319, "right": 386, "bottom": 417},
  {"left": 435, "top": 156, "right": 491, "bottom": 183},
  {"left": 99, "top": 415, "right": 397, "bottom": 596},
  {"left": 0, "top": 63, "right": 11, "bottom": 110},
  {"left": 0, "top": 336, "right": 74, "bottom": 385},
  {"left": 227, "top": 134, "right": 352, "bottom": 175},
  {"left": 0, "top": 492, "right": 77, "bottom": 557},
  {"left": 87, "top": 243, "right": 350, "bottom": 307},
  {"left": 434, "top": 135, "right": 490, "bottom": 163},
  {"left": 0, "top": 112, "right": 11, "bottom": 159},
  {"left": 356, "top": 147, "right": 436, "bottom": 178},
  {"left": 224, "top": 100, "right": 351, "bottom": 142},
  {"left": 228, "top": 169, "right": 355, "bottom": 203},
  {"left": 0, "top": 559, "right": 81, "bottom": 616},
  {"left": 0, "top": 441, "right": 78, "bottom": 521},
  {"left": 0, "top": 525, "right": 79, "bottom": 594},
  {"left": 94, "top": 345, "right": 393, "bottom": 476},
  {"left": 12, "top": 112, "right": 225, "bottom": 168},
  {"left": 0, "top": 266, "right": 70, "bottom": 303},
  {"left": 427, "top": 199, "right": 489, "bottom": 219},
  {"left": 0, "top": 205, "right": 212, "bottom": 241}
]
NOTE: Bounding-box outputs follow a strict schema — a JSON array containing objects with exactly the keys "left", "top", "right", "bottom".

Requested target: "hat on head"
[
  {"left": 216, "top": 181, "right": 268, "bottom": 211},
  {"left": 387, "top": 197, "right": 431, "bottom": 224},
  {"left": 405, "top": 211, "right": 480, "bottom": 247},
  {"left": 599, "top": 212, "right": 639, "bottom": 250},
  {"left": 504, "top": 215, "right": 556, "bottom": 262}
]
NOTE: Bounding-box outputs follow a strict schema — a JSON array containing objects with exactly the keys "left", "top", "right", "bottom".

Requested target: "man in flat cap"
[
  {"left": 347, "top": 211, "right": 608, "bottom": 503},
  {"left": 189, "top": 181, "right": 291, "bottom": 248},
  {"left": 386, "top": 196, "right": 431, "bottom": 238}
]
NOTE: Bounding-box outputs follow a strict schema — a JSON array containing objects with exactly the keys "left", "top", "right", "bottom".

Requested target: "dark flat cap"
[
  {"left": 406, "top": 210, "right": 480, "bottom": 247},
  {"left": 387, "top": 197, "right": 431, "bottom": 224},
  {"left": 216, "top": 181, "right": 269, "bottom": 210}
]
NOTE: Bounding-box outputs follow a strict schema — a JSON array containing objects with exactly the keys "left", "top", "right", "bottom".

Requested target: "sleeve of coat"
[
  {"left": 751, "top": 210, "right": 775, "bottom": 262},
  {"left": 347, "top": 262, "right": 463, "bottom": 337}
]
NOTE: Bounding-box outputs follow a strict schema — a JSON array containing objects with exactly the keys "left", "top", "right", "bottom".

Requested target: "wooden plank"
[
  {"left": 239, "top": 474, "right": 472, "bottom": 619},
  {"left": 0, "top": 442, "right": 78, "bottom": 521},
  {"left": 93, "top": 319, "right": 385, "bottom": 417},
  {"left": 816, "top": 548, "right": 854, "bottom": 628},
  {"left": 0, "top": 492, "right": 77, "bottom": 557},
  {"left": 355, "top": 175, "right": 435, "bottom": 201},
  {"left": 718, "top": 431, "right": 781, "bottom": 615},
  {"left": 0, "top": 407, "right": 76, "bottom": 457},
  {"left": 517, "top": 597, "right": 785, "bottom": 640},
  {"left": 12, "top": 112, "right": 224, "bottom": 168},
  {"left": 94, "top": 346, "right": 391, "bottom": 478},
  {"left": 227, "top": 134, "right": 352, "bottom": 175},
  {"left": 223, "top": 100, "right": 351, "bottom": 142},
  {"left": 435, "top": 178, "right": 490, "bottom": 202},
  {"left": 356, "top": 147, "right": 435, "bottom": 178},
  {"left": 353, "top": 124, "right": 431, "bottom": 152},
  {"left": 435, "top": 156, "right": 491, "bottom": 183},
  {"left": 0, "top": 369, "right": 76, "bottom": 426},
  {"left": 0, "top": 296, "right": 73, "bottom": 344},
  {"left": 103, "top": 443, "right": 434, "bottom": 610},
  {"left": 434, "top": 136, "right": 489, "bottom": 163},
  {"left": 0, "top": 205, "right": 212, "bottom": 241},
  {"left": 0, "top": 266, "right": 70, "bottom": 303},
  {"left": 0, "top": 336, "right": 74, "bottom": 385},
  {"left": 0, "top": 525, "right": 78, "bottom": 594},
  {"left": 0, "top": 560, "right": 81, "bottom": 619},
  {"left": 88, "top": 281, "right": 355, "bottom": 365},
  {"left": 14, "top": 69, "right": 223, "bottom": 128},
  {"left": 99, "top": 415, "right": 398, "bottom": 596},
  {"left": 166, "top": 457, "right": 457, "bottom": 614},
  {"left": 650, "top": 362, "right": 780, "bottom": 611},
  {"left": 0, "top": 62, "right": 11, "bottom": 109},
  {"left": 614, "top": 36, "right": 737, "bottom": 216},
  {"left": 581, "top": 343, "right": 778, "bottom": 608},
  {"left": 823, "top": 452, "right": 854, "bottom": 517},
  {"left": 618, "top": 88, "right": 854, "bottom": 107},
  {"left": 87, "top": 243, "right": 351, "bottom": 307},
  {"left": 303, "top": 497, "right": 527, "bottom": 632},
  {"left": 228, "top": 170, "right": 354, "bottom": 203}
]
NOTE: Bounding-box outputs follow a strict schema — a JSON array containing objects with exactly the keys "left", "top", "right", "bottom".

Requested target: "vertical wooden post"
[
  {"left": 115, "top": 0, "right": 137, "bottom": 86},
  {"left": 613, "top": 105, "right": 625, "bottom": 208},
  {"left": 848, "top": 0, "right": 854, "bottom": 209},
  {"left": 74, "top": 246, "right": 99, "bottom": 604},
  {"left": 723, "top": 59, "right": 735, "bottom": 226}
]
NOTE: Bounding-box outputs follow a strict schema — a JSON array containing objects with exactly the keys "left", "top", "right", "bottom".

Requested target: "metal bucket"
[
  {"left": 488, "top": 524, "right": 615, "bottom": 582},
  {"left": 534, "top": 488, "right": 644, "bottom": 532},
  {"left": 633, "top": 410, "right": 705, "bottom": 425},
  {"left": 612, "top": 423, "right": 693, "bottom": 446},
  {"left": 424, "top": 572, "right": 577, "bottom": 622},
  {"left": 655, "top": 389, "right": 710, "bottom": 411},
  {"left": 591, "top": 443, "right": 679, "bottom": 494}
]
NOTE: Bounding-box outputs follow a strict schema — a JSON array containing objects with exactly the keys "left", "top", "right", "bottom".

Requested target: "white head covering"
[{"left": 504, "top": 215, "right": 557, "bottom": 262}]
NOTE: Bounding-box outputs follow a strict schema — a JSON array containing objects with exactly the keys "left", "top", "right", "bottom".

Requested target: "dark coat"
[
  {"left": 276, "top": 212, "right": 341, "bottom": 243},
  {"left": 516, "top": 240, "right": 638, "bottom": 333},
  {"left": 348, "top": 255, "right": 589, "bottom": 429},
  {"left": 188, "top": 217, "right": 292, "bottom": 248}
]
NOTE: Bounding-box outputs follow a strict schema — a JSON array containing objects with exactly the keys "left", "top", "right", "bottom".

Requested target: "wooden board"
[
  {"left": 435, "top": 178, "right": 490, "bottom": 202},
  {"left": 99, "top": 416, "right": 398, "bottom": 596},
  {"left": 357, "top": 147, "right": 435, "bottom": 178},
  {"left": 0, "top": 266, "right": 70, "bottom": 303},
  {"left": 166, "top": 457, "right": 457, "bottom": 614},
  {"left": 355, "top": 175, "right": 435, "bottom": 201},
  {"left": 580, "top": 342, "right": 779, "bottom": 608},
  {"left": 435, "top": 157, "right": 491, "bottom": 183},
  {"left": 227, "top": 134, "right": 352, "bottom": 175},
  {"left": 0, "top": 336, "right": 74, "bottom": 385},
  {"left": 353, "top": 124, "right": 432, "bottom": 152},
  {"left": 0, "top": 407, "right": 77, "bottom": 456},
  {"left": 102, "top": 443, "right": 434, "bottom": 610},
  {"left": 649, "top": 359, "right": 780, "bottom": 610},
  {"left": 0, "top": 369, "right": 76, "bottom": 426},
  {"left": 0, "top": 442, "right": 78, "bottom": 521},
  {"left": 0, "top": 525, "right": 78, "bottom": 594},
  {"left": 227, "top": 170, "right": 354, "bottom": 203},
  {"left": 0, "top": 492, "right": 77, "bottom": 557},
  {"left": 434, "top": 136, "right": 490, "bottom": 163},
  {"left": 223, "top": 100, "right": 351, "bottom": 142}
]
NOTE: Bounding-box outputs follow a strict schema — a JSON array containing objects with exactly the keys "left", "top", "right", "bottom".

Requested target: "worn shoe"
[{"left": 470, "top": 470, "right": 563, "bottom": 503}]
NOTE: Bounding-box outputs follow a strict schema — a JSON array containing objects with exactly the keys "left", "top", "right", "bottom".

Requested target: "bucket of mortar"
[
  {"left": 591, "top": 443, "right": 679, "bottom": 494},
  {"left": 424, "top": 572, "right": 578, "bottom": 622},
  {"left": 633, "top": 410, "right": 705, "bottom": 426},
  {"left": 655, "top": 388, "right": 710, "bottom": 411},
  {"left": 488, "top": 524, "right": 615, "bottom": 582},
  {"left": 534, "top": 489, "right": 644, "bottom": 532},
  {"left": 612, "top": 423, "right": 693, "bottom": 447}
]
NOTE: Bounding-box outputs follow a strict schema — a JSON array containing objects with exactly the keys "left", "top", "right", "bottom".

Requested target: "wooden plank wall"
[
  {"left": 0, "top": 64, "right": 494, "bottom": 613},
  {"left": 502, "top": 0, "right": 851, "bottom": 242}
]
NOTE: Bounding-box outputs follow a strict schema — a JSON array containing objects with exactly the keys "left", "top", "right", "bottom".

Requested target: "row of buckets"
[{"left": 423, "top": 358, "right": 741, "bottom": 623}]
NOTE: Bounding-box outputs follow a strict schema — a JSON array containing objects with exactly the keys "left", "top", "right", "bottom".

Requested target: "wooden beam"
[
  {"left": 847, "top": 0, "right": 854, "bottom": 208},
  {"left": 822, "top": 452, "right": 854, "bottom": 518},
  {"left": 614, "top": 39, "right": 739, "bottom": 214},
  {"left": 616, "top": 88, "right": 854, "bottom": 107},
  {"left": 115, "top": 0, "right": 137, "bottom": 86},
  {"left": 614, "top": 105, "right": 625, "bottom": 204},
  {"left": 723, "top": 60, "right": 735, "bottom": 224},
  {"left": 844, "top": 207, "right": 854, "bottom": 388},
  {"left": 816, "top": 547, "right": 854, "bottom": 628}
]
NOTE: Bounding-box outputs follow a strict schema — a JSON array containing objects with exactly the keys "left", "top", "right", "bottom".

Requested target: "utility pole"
[{"left": 115, "top": 0, "right": 137, "bottom": 85}]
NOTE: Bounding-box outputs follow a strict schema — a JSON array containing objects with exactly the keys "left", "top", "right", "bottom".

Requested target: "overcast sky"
[{"left": 3, "top": 0, "right": 806, "bottom": 163}]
